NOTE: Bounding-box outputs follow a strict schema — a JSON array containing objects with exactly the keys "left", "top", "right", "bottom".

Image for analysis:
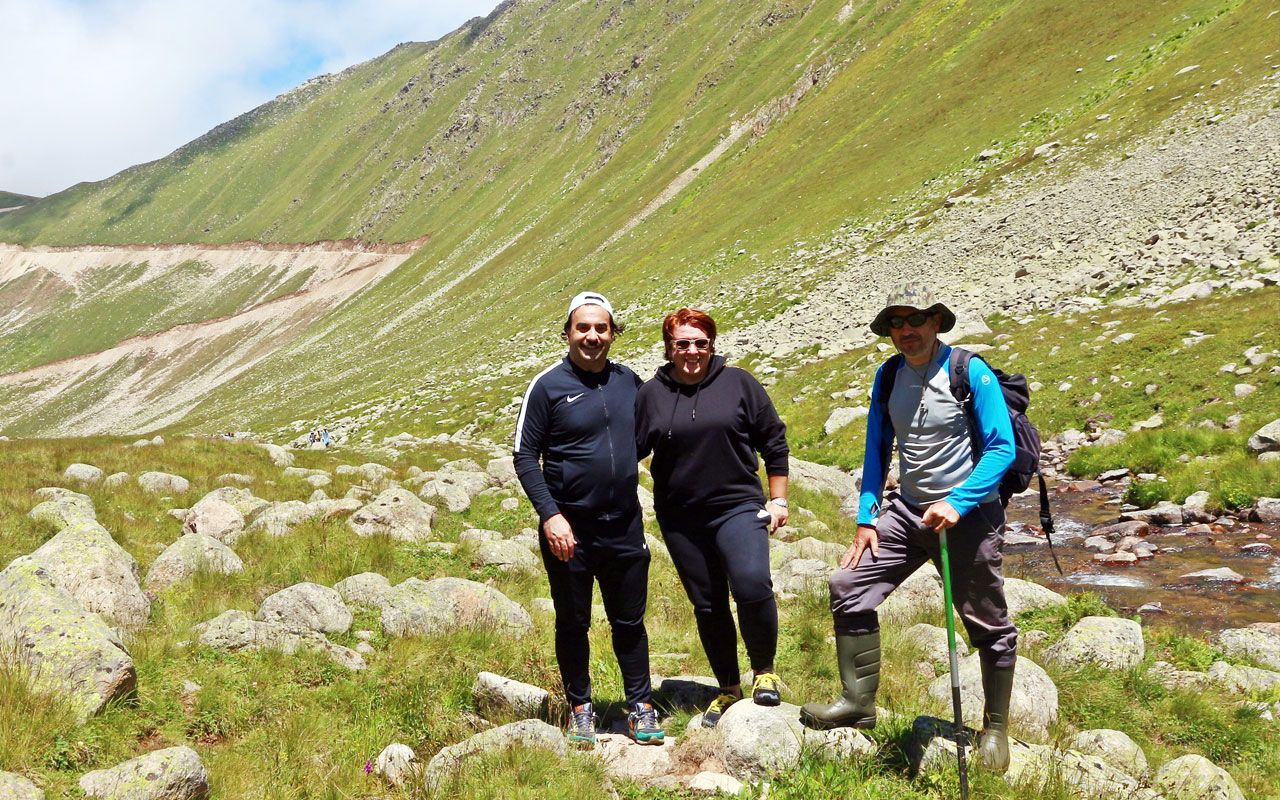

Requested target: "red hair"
[{"left": 662, "top": 308, "right": 717, "bottom": 355}]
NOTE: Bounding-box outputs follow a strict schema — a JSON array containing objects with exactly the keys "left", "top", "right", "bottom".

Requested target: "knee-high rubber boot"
[
  {"left": 800, "top": 631, "right": 879, "bottom": 730},
  {"left": 975, "top": 656, "right": 1015, "bottom": 772}
]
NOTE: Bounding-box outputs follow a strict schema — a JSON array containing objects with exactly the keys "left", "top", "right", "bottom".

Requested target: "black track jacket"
[
  {"left": 636, "top": 355, "right": 789, "bottom": 516},
  {"left": 514, "top": 357, "right": 642, "bottom": 523}
]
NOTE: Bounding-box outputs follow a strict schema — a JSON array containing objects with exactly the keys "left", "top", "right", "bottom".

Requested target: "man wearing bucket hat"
[
  {"left": 800, "top": 283, "right": 1019, "bottom": 773},
  {"left": 514, "top": 291, "right": 663, "bottom": 747}
]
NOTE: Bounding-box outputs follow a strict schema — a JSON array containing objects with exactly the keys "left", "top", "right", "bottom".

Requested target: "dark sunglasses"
[
  {"left": 887, "top": 311, "right": 936, "bottom": 329},
  {"left": 673, "top": 338, "right": 711, "bottom": 351}
]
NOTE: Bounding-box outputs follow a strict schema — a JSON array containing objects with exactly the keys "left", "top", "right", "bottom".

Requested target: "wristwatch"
[{"left": 769, "top": 497, "right": 788, "bottom": 508}]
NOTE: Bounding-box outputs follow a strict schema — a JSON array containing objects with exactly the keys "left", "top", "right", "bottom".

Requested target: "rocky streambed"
[{"left": 1005, "top": 482, "right": 1279, "bottom": 633}]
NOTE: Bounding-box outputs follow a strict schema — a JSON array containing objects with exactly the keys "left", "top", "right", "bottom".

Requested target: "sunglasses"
[
  {"left": 886, "top": 311, "right": 936, "bottom": 329},
  {"left": 673, "top": 338, "right": 712, "bottom": 351}
]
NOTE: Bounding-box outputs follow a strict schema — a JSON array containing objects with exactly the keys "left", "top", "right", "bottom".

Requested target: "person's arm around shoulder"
[
  {"left": 513, "top": 371, "right": 577, "bottom": 561},
  {"left": 634, "top": 377, "right": 659, "bottom": 461},
  {"left": 842, "top": 363, "right": 892, "bottom": 569},
  {"left": 940, "top": 357, "right": 1015, "bottom": 521}
]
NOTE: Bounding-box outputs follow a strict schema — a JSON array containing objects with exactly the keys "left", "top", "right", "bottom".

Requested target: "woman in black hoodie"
[{"left": 636, "top": 307, "right": 790, "bottom": 728}]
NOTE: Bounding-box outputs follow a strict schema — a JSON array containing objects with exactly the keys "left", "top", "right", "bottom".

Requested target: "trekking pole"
[{"left": 939, "top": 528, "right": 971, "bottom": 800}]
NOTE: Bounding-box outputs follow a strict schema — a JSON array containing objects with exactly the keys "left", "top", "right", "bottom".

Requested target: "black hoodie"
[{"left": 636, "top": 355, "right": 789, "bottom": 515}]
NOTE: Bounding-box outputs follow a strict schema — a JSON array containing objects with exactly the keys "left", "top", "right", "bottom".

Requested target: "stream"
[{"left": 1003, "top": 482, "right": 1280, "bottom": 635}]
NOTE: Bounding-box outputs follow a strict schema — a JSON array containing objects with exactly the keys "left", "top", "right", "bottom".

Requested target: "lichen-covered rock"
[
  {"left": 927, "top": 654, "right": 1058, "bottom": 737},
  {"left": 418, "top": 479, "right": 471, "bottom": 513},
  {"left": 769, "top": 537, "right": 844, "bottom": 569},
  {"left": 247, "top": 501, "right": 317, "bottom": 537},
  {"left": 336, "top": 462, "right": 395, "bottom": 483},
  {"left": 138, "top": 471, "right": 190, "bottom": 495},
  {"left": 256, "top": 582, "right": 352, "bottom": 634},
  {"left": 79, "top": 746, "right": 209, "bottom": 799},
  {"left": 771, "top": 558, "right": 831, "bottom": 594},
  {"left": 473, "top": 671, "right": 549, "bottom": 721},
  {"left": 1247, "top": 418, "right": 1280, "bottom": 454},
  {"left": 715, "top": 700, "right": 872, "bottom": 777},
  {"left": 374, "top": 743, "right": 417, "bottom": 787},
  {"left": 261, "top": 443, "right": 293, "bottom": 468},
  {"left": 902, "top": 623, "right": 968, "bottom": 667},
  {"left": 27, "top": 519, "right": 150, "bottom": 632},
  {"left": 1146, "top": 660, "right": 1210, "bottom": 691},
  {"left": 595, "top": 733, "right": 677, "bottom": 781},
  {"left": 103, "top": 472, "right": 130, "bottom": 489},
  {"left": 470, "top": 540, "right": 540, "bottom": 574},
  {"left": 486, "top": 457, "right": 517, "bottom": 485},
  {"left": 879, "top": 562, "right": 943, "bottom": 624},
  {"left": 144, "top": 534, "right": 243, "bottom": 591},
  {"left": 29, "top": 488, "right": 96, "bottom": 530},
  {"left": 0, "top": 770, "right": 45, "bottom": 799},
  {"left": 1206, "top": 660, "right": 1280, "bottom": 694},
  {"left": 334, "top": 572, "right": 392, "bottom": 607},
  {"left": 1003, "top": 578, "right": 1067, "bottom": 617},
  {"left": 349, "top": 488, "right": 436, "bottom": 541},
  {"left": 194, "top": 610, "right": 363, "bottom": 671},
  {"left": 182, "top": 497, "right": 245, "bottom": 545},
  {"left": 0, "top": 557, "right": 136, "bottom": 723},
  {"left": 1044, "top": 616, "right": 1144, "bottom": 671},
  {"left": 1153, "top": 754, "right": 1245, "bottom": 800},
  {"left": 423, "top": 720, "right": 564, "bottom": 788},
  {"left": 63, "top": 463, "right": 104, "bottom": 484},
  {"left": 1069, "top": 729, "right": 1148, "bottom": 778},
  {"left": 787, "top": 457, "right": 860, "bottom": 504},
  {"left": 380, "top": 577, "right": 532, "bottom": 638},
  {"left": 1217, "top": 625, "right": 1280, "bottom": 671}
]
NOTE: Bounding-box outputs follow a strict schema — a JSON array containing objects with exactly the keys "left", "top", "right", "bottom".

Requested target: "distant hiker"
[
  {"left": 635, "top": 308, "right": 790, "bottom": 728},
  {"left": 321, "top": 428, "right": 331, "bottom": 447},
  {"left": 513, "top": 291, "right": 663, "bottom": 747},
  {"left": 800, "top": 284, "right": 1018, "bottom": 773}
]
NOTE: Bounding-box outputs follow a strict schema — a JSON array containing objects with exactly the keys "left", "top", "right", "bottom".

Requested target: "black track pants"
[
  {"left": 540, "top": 511, "right": 653, "bottom": 707},
  {"left": 658, "top": 502, "right": 778, "bottom": 689}
]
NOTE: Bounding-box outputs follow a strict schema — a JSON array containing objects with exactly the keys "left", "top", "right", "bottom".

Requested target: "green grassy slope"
[
  {"left": 0, "top": 191, "right": 38, "bottom": 208},
  {"left": 0, "top": 0, "right": 1274, "bottom": 439}
]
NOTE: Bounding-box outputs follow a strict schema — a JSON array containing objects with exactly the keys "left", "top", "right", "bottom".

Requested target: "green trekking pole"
[{"left": 939, "top": 528, "right": 970, "bottom": 800}]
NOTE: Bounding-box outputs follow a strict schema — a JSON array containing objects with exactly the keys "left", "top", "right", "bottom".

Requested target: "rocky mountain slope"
[{"left": 0, "top": 0, "right": 1275, "bottom": 440}]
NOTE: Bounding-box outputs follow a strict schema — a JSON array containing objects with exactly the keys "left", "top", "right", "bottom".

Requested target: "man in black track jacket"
[{"left": 513, "top": 291, "right": 663, "bottom": 746}]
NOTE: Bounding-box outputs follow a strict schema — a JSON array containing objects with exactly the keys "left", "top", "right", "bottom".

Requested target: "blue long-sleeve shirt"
[{"left": 857, "top": 345, "right": 1014, "bottom": 526}]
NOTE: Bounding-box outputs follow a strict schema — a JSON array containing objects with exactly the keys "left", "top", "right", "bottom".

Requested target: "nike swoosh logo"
[{"left": 566, "top": 393, "right": 584, "bottom": 403}]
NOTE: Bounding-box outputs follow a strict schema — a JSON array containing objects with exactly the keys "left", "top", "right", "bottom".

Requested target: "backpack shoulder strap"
[
  {"left": 877, "top": 353, "right": 904, "bottom": 414},
  {"left": 947, "top": 346, "right": 975, "bottom": 405}
]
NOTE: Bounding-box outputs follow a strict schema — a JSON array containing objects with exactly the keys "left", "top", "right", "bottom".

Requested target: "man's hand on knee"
[
  {"left": 921, "top": 500, "right": 959, "bottom": 533},
  {"left": 841, "top": 525, "right": 879, "bottom": 569}
]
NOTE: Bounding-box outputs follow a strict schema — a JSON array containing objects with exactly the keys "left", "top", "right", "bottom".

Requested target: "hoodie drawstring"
[{"left": 666, "top": 381, "right": 705, "bottom": 438}]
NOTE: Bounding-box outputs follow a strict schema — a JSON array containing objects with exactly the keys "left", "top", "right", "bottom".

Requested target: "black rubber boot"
[
  {"left": 800, "top": 631, "right": 879, "bottom": 730},
  {"left": 975, "top": 655, "right": 1015, "bottom": 773}
]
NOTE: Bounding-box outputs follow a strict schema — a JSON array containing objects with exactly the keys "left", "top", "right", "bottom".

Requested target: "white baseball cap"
[{"left": 566, "top": 291, "right": 615, "bottom": 323}]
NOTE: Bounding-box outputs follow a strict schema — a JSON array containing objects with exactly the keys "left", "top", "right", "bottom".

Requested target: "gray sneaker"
[{"left": 567, "top": 702, "right": 597, "bottom": 746}]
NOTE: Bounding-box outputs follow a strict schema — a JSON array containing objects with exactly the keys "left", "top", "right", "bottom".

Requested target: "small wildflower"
[{"left": 364, "top": 759, "right": 373, "bottom": 775}]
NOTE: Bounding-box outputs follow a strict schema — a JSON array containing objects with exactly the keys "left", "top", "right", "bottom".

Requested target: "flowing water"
[{"left": 1003, "top": 483, "right": 1280, "bottom": 635}]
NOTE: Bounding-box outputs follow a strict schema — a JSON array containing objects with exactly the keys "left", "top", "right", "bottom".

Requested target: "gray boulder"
[
  {"left": 716, "top": 700, "right": 874, "bottom": 777},
  {"left": 195, "top": 610, "right": 363, "bottom": 671},
  {"left": 1044, "top": 616, "right": 1144, "bottom": 671},
  {"left": 261, "top": 443, "right": 293, "bottom": 467},
  {"left": 349, "top": 488, "right": 436, "bottom": 541},
  {"left": 0, "top": 772, "right": 44, "bottom": 799},
  {"left": 103, "top": 472, "right": 130, "bottom": 489},
  {"left": 470, "top": 540, "right": 540, "bottom": 574},
  {"left": 0, "top": 557, "right": 136, "bottom": 723},
  {"left": 334, "top": 572, "right": 393, "bottom": 607},
  {"left": 1003, "top": 578, "right": 1067, "bottom": 617},
  {"left": 199, "top": 487, "right": 271, "bottom": 520},
  {"left": 247, "top": 500, "right": 317, "bottom": 537},
  {"left": 380, "top": 577, "right": 532, "bottom": 638},
  {"left": 928, "top": 654, "right": 1058, "bottom": 736},
  {"left": 63, "top": 463, "right": 104, "bottom": 484},
  {"left": 138, "top": 471, "right": 190, "bottom": 495},
  {"left": 824, "top": 407, "right": 867, "bottom": 436},
  {"left": 1147, "top": 660, "right": 1209, "bottom": 691},
  {"left": 1206, "top": 660, "right": 1280, "bottom": 694},
  {"left": 29, "top": 488, "right": 96, "bottom": 530},
  {"left": 1180, "top": 567, "right": 1245, "bottom": 584},
  {"left": 79, "top": 746, "right": 209, "bottom": 799},
  {"left": 902, "top": 623, "right": 968, "bottom": 667},
  {"left": 595, "top": 733, "right": 677, "bottom": 781},
  {"left": 374, "top": 743, "right": 418, "bottom": 787},
  {"left": 1153, "top": 754, "right": 1244, "bottom": 800},
  {"left": 423, "top": 720, "right": 564, "bottom": 788},
  {"left": 336, "top": 462, "right": 395, "bottom": 483},
  {"left": 182, "top": 497, "right": 245, "bottom": 545},
  {"left": 879, "top": 562, "right": 943, "bottom": 624},
  {"left": 1216, "top": 624, "right": 1280, "bottom": 670},
  {"left": 1247, "top": 418, "right": 1280, "bottom": 454},
  {"left": 473, "top": 671, "right": 550, "bottom": 721},
  {"left": 419, "top": 479, "right": 471, "bottom": 513},
  {"left": 145, "top": 534, "right": 243, "bottom": 590},
  {"left": 256, "top": 582, "right": 352, "bottom": 634},
  {"left": 788, "top": 457, "right": 860, "bottom": 504},
  {"left": 486, "top": 456, "right": 517, "bottom": 485},
  {"left": 27, "top": 519, "right": 149, "bottom": 632},
  {"left": 1253, "top": 498, "right": 1280, "bottom": 524},
  {"left": 1068, "top": 729, "right": 1148, "bottom": 777},
  {"left": 772, "top": 558, "right": 831, "bottom": 595},
  {"left": 1120, "top": 502, "right": 1183, "bottom": 526},
  {"left": 769, "top": 537, "right": 844, "bottom": 569}
]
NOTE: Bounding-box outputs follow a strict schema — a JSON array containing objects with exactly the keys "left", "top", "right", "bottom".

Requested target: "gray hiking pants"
[{"left": 828, "top": 493, "right": 1018, "bottom": 667}]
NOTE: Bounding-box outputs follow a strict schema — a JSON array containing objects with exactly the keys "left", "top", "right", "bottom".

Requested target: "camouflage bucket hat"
[{"left": 869, "top": 282, "right": 957, "bottom": 336}]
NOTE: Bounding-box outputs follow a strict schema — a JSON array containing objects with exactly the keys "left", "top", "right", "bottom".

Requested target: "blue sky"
[{"left": 0, "top": 0, "right": 499, "bottom": 197}]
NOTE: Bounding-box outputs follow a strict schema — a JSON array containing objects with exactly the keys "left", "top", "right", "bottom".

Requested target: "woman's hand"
[{"left": 765, "top": 500, "right": 789, "bottom": 533}]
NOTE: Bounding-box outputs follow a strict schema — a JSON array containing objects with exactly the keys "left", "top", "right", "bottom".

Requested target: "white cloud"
[{"left": 0, "top": 0, "right": 499, "bottom": 196}]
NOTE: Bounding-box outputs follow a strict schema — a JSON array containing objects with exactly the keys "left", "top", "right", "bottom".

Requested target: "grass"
[{"left": 1, "top": 436, "right": 1277, "bottom": 798}]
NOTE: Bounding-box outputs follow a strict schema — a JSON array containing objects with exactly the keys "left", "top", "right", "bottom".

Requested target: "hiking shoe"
[
  {"left": 627, "top": 702, "right": 665, "bottom": 744},
  {"left": 700, "top": 693, "right": 740, "bottom": 729},
  {"left": 566, "top": 703, "right": 598, "bottom": 746},
  {"left": 752, "top": 672, "right": 782, "bottom": 706}
]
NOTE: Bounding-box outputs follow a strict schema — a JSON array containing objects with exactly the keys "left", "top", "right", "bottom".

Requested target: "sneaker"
[
  {"left": 701, "top": 693, "right": 739, "bottom": 729},
  {"left": 752, "top": 672, "right": 782, "bottom": 706},
  {"left": 627, "top": 702, "right": 665, "bottom": 744},
  {"left": 567, "top": 702, "right": 597, "bottom": 746}
]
